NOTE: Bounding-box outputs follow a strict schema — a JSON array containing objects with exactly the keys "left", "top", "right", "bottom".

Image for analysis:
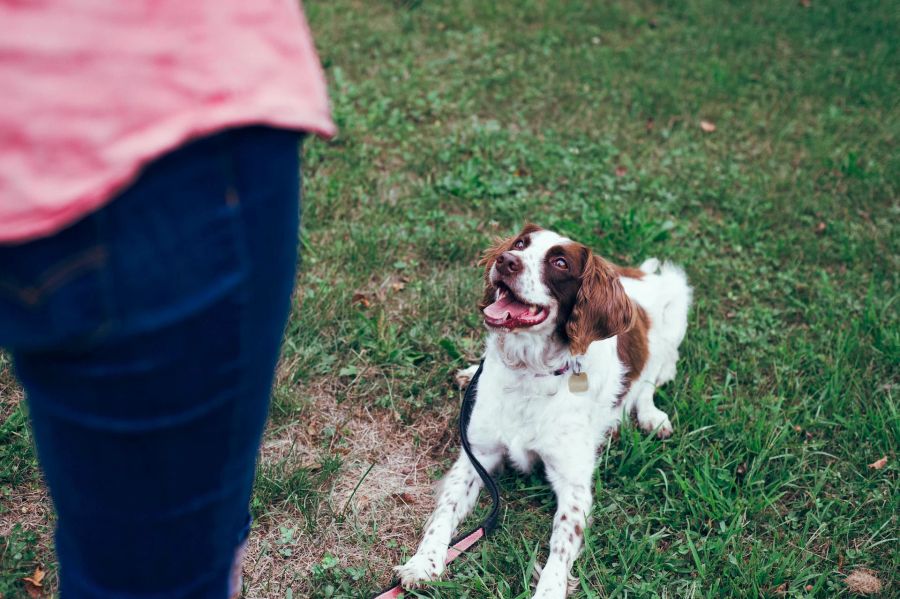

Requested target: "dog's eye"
[
  {"left": 552, "top": 257, "right": 568, "bottom": 270},
  {"left": 513, "top": 239, "right": 526, "bottom": 250}
]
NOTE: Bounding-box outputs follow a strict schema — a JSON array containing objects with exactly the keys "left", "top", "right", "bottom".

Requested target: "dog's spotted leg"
[
  {"left": 395, "top": 448, "right": 502, "bottom": 588},
  {"left": 532, "top": 455, "right": 594, "bottom": 599}
]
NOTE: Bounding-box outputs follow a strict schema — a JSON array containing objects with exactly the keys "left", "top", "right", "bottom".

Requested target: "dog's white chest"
[
  {"left": 496, "top": 379, "right": 559, "bottom": 470},
  {"left": 470, "top": 369, "right": 600, "bottom": 471}
]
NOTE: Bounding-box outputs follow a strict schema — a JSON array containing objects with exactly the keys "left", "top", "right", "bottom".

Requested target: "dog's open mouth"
[{"left": 483, "top": 284, "right": 549, "bottom": 329}]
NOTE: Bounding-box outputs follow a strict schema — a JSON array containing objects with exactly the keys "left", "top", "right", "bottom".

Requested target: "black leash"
[
  {"left": 455, "top": 360, "right": 500, "bottom": 537},
  {"left": 371, "top": 360, "right": 500, "bottom": 598}
]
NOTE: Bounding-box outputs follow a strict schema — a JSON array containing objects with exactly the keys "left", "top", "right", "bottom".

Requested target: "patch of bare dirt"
[{"left": 241, "top": 385, "right": 457, "bottom": 598}]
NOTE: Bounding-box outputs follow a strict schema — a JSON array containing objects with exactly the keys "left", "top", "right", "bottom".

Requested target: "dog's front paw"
[
  {"left": 531, "top": 566, "right": 572, "bottom": 599},
  {"left": 454, "top": 364, "right": 480, "bottom": 388},
  {"left": 637, "top": 407, "right": 673, "bottom": 439},
  {"left": 531, "top": 562, "right": 577, "bottom": 598},
  {"left": 394, "top": 553, "right": 444, "bottom": 588}
]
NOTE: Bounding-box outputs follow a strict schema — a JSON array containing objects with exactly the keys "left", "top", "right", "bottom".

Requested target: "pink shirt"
[{"left": 0, "top": 0, "right": 335, "bottom": 244}]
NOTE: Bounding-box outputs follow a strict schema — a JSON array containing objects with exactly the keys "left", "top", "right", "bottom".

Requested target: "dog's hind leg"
[
  {"left": 633, "top": 380, "right": 673, "bottom": 439},
  {"left": 395, "top": 448, "right": 502, "bottom": 588}
]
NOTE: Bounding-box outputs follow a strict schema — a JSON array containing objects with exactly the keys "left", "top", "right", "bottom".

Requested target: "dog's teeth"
[{"left": 529, "top": 305, "right": 538, "bottom": 315}]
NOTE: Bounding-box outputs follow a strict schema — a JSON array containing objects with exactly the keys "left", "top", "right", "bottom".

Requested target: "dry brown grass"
[
  {"left": 0, "top": 486, "right": 53, "bottom": 542},
  {"left": 0, "top": 362, "right": 58, "bottom": 595},
  {"left": 0, "top": 363, "right": 48, "bottom": 541},
  {"left": 0, "top": 360, "right": 23, "bottom": 421},
  {"left": 844, "top": 568, "right": 885, "bottom": 596}
]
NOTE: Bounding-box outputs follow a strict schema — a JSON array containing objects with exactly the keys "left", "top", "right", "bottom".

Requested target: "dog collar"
[
  {"left": 537, "top": 357, "right": 580, "bottom": 377},
  {"left": 551, "top": 363, "right": 570, "bottom": 376}
]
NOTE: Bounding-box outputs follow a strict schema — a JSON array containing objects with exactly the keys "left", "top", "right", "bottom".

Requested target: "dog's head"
[{"left": 479, "top": 224, "right": 636, "bottom": 354}]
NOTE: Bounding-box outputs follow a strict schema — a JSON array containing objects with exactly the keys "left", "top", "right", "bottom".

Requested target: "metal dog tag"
[{"left": 569, "top": 372, "right": 589, "bottom": 393}]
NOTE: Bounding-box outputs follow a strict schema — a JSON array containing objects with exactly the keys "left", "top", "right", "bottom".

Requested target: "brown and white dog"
[{"left": 396, "top": 224, "right": 691, "bottom": 598}]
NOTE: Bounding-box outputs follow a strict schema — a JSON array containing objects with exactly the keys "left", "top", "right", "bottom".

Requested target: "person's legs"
[{"left": 0, "top": 126, "right": 302, "bottom": 598}]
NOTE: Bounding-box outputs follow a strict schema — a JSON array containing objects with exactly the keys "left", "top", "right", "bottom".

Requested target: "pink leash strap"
[{"left": 371, "top": 527, "right": 486, "bottom": 599}]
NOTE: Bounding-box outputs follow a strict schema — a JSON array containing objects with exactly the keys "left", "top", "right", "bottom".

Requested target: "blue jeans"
[{"left": 0, "top": 127, "right": 303, "bottom": 598}]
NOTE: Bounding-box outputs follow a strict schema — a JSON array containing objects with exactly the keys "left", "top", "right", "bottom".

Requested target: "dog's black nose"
[{"left": 496, "top": 251, "right": 522, "bottom": 276}]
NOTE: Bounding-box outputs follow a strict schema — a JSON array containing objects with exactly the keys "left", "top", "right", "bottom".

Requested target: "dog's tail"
[
  {"left": 639, "top": 257, "right": 661, "bottom": 274},
  {"left": 657, "top": 261, "right": 692, "bottom": 347}
]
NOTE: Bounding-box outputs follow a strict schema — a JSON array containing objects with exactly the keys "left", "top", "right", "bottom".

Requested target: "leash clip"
[{"left": 571, "top": 356, "right": 584, "bottom": 375}]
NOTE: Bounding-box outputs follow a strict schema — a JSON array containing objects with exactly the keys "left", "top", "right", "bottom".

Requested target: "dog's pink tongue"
[{"left": 483, "top": 295, "right": 531, "bottom": 320}]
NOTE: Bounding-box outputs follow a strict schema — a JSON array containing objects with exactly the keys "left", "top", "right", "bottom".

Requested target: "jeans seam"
[{"left": 223, "top": 145, "right": 255, "bottom": 599}]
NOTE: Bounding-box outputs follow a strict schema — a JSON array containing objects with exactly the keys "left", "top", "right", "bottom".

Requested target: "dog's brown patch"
[
  {"left": 616, "top": 305, "right": 650, "bottom": 398},
  {"left": 614, "top": 265, "right": 646, "bottom": 279}
]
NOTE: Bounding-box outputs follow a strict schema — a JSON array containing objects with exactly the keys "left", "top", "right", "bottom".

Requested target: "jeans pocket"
[
  {"left": 71, "top": 139, "right": 256, "bottom": 347},
  {"left": 0, "top": 217, "right": 113, "bottom": 350}
]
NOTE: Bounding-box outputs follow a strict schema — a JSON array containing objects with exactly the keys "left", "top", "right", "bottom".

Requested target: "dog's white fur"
[{"left": 396, "top": 230, "right": 692, "bottom": 598}]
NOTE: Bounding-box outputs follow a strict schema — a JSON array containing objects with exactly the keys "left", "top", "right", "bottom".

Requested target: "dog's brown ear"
[{"left": 566, "top": 251, "right": 636, "bottom": 354}]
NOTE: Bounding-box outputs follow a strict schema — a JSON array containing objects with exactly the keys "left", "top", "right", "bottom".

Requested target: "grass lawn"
[{"left": 1, "top": 0, "right": 898, "bottom": 597}]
